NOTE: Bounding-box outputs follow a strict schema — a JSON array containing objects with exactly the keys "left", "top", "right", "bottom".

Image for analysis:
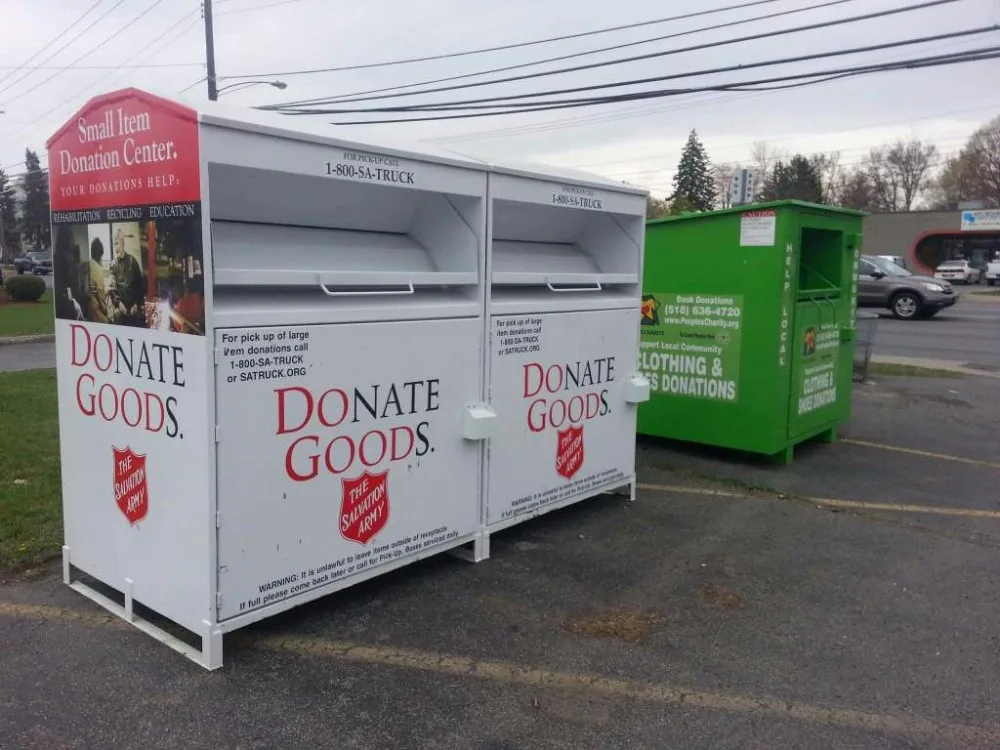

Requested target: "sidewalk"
[{"left": 0, "top": 333, "right": 54, "bottom": 346}]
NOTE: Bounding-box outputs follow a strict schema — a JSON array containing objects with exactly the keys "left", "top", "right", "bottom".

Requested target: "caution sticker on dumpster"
[
  {"left": 740, "top": 209, "right": 776, "bottom": 246},
  {"left": 638, "top": 293, "right": 743, "bottom": 403}
]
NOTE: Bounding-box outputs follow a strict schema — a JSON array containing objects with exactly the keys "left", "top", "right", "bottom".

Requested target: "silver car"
[{"left": 858, "top": 255, "right": 957, "bottom": 320}]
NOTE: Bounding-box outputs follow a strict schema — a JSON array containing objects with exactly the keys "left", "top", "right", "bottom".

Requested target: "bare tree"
[
  {"left": 865, "top": 139, "right": 938, "bottom": 211},
  {"left": 967, "top": 115, "right": 1000, "bottom": 208},
  {"left": 646, "top": 195, "right": 671, "bottom": 220},
  {"left": 750, "top": 141, "right": 788, "bottom": 202},
  {"left": 712, "top": 163, "right": 740, "bottom": 209},
  {"left": 925, "top": 115, "right": 1000, "bottom": 209},
  {"left": 809, "top": 152, "right": 843, "bottom": 204},
  {"left": 836, "top": 169, "right": 877, "bottom": 211}
]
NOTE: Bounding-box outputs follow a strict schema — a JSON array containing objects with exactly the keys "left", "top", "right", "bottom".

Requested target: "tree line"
[
  {"left": 0, "top": 148, "right": 50, "bottom": 261},
  {"left": 648, "top": 115, "right": 1000, "bottom": 219}
]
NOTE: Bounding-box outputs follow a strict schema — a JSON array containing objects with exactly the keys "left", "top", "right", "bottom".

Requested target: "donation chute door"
[{"left": 484, "top": 167, "right": 649, "bottom": 532}]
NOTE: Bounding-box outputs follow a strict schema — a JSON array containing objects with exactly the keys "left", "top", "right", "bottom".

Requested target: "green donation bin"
[{"left": 636, "top": 200, "right": 865, "bottom": 463}]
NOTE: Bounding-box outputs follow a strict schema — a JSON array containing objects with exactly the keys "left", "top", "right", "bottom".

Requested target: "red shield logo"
[
  {"left": 556, "top": 425, "right": 585, "bottom": 480},
  {"left": 340, "top": 470, "right": 389, "bottom": 545},
  {"left": 113, "top": 446, "right": 149, "bottom": 525}
]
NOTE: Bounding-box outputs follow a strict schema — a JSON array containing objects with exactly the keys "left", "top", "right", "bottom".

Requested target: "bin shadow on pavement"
[{"left": 1, "top": 374, "right": 999, "bottom": 749}]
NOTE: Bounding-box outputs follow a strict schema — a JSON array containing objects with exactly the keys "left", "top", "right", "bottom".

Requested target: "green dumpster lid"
[{"left": 647, "top": 199, "right": 869, "bottom": 226}]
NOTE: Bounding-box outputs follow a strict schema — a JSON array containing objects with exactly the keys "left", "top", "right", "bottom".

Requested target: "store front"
[{"left": 862, "top": 209, "right": 1000, "bottom": 275}]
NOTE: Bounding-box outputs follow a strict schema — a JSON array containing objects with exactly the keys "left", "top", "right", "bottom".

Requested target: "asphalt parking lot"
[{"left": 2, "top": 371, "right": 999, "bottom": 749}]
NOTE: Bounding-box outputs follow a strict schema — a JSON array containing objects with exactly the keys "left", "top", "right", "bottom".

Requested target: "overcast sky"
[{"left": 1, "top": 0, "right": 998, "bottom": 195}]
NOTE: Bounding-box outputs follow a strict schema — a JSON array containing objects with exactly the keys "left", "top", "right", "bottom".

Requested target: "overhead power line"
[
  {"left": 222, "top": 0, "right": 791, "bottom": 80},
  {"left": 422, "top": 34, "right": 994, "bottom": 145},
  {"left": 0, "top": 10, "right": 202, "bottom": 145},
  {"left": 218, "top": 0, "right": 338, "bottom": 15},
  {"left": 319, "top": 49, "right": 1000, "bottom": 125},
  {"left": 262, "top": 0, "right": 965, "bottom": 110},
  {"left": 0, "top": 0, "right": 171, "bottom": 108},
  {"left": 282, "top": 28, "right": 998, "bottom": 115},
  {"left": 0, "top": 0, "right": 129, "bottom": 99},
  {"left": 0, "top": 62, "right": 203, "bottom": 71},
  {"left": 260, "top": 0, "right": 865, "bottom": 111},
  {"left": 562, "top": 100, "right": 1000, "bottom": 169},
  {"left": 0, "top": 0, "right": 104, "bottom": 88}
]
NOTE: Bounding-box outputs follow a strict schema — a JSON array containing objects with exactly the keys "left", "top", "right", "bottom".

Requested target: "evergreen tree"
[
  {"left": 0, "top": 169, "right": 18, "bottom": 262},
  {"left": 671, "top": 130, "right": 716, "bottom": 212},
  {"left": 19, "top": 149, "right": 50, "bottom": 251},
  {"left": 760, "top": 155, "right": 824, "bottom": 203}
]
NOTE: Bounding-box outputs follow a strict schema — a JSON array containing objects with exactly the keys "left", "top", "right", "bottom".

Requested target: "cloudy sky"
[{"left": 1, "top": 0, "right": 998, "bottom": 195}]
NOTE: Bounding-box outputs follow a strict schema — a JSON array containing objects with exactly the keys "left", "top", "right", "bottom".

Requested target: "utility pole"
[{"left": 203, "top": 0, "right": 218, "bottom": 101}]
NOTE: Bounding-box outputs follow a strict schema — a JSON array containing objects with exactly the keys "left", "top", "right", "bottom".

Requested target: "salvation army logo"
[
  {"left": 340, "top": 470, "right": 389, "bottom": 545},
  {"left": 640, "top": 295, "right": 660, "bottom": 326},
  {"left": 113, "top": 446, "right": 149, "bottom": 525},
  {"left": 556, "top": 425, "right": 585, "bottom": 480},
  {"left": 803, "top": 327, "right": 816, "bottom": 356}
]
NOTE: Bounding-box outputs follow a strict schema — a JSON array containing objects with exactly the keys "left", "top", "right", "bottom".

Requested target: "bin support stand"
[
  {"left": 62, "top": 545, "right": 224, "bottom": 671},
  {"left": 448, "top": 533, "right": 490, "bottom": 563}
]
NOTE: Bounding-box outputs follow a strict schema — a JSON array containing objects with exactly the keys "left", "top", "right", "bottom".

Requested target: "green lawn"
[
  {"left": 0, "top": 369, "right": 62, "bottom": 571},
  {"left": 0, "top": 288, "right": 55, "bottom": 337}
]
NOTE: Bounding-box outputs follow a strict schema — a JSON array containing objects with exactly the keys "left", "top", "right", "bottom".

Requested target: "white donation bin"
[
  {"left": 483, "top": 163, "right": 649, "bottom": 541},
  {"left": 47, "top": 88, "right": 492, "bottom": 669}
]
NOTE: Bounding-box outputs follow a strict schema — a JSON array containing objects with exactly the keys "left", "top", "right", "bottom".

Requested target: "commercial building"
[{"left": 862, "top": 208, "right": 1000, "bottom": 274}]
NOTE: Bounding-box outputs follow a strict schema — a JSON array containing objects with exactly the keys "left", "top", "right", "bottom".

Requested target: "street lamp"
[{"left": 216, "top": 80, "right": 287, "bottom": 97}]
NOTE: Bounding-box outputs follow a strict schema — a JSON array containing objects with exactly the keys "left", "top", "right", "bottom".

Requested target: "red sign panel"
[
  {"left": 556, "top": 425, "right": 584, "bottom": 480},
  {"left": 340, "top": 470, "right": 389, "bottom": 545},
  {"left": 113, "top": 446, "right": 149, "bottom": 525},
  {"left": 47, "top": 88, "right": 200, "bottom": 212}
]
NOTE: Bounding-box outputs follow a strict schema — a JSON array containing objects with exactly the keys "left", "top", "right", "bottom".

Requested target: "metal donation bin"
[
  {"left": 47, "top": 88, "right": 495, "bottom": 669},
  {"left": 482, "top": 164, "right": 650, "bottom": 543},
  {"left": 636, "top": 200, "right": 865, "bottom": 463}
]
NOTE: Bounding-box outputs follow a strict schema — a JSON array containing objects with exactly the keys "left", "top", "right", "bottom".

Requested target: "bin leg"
[
  {"left": 201, "top": 620, "right": 224, "bottom": 671},
  {"left": 817, "top": 427, "right": 838, "bottom": 444},
  {"left": 450, "top": 533, "right": 490, "bottom": 563},
  {"left": 773, "top": 445, "right": 795, "bottom": 465}
]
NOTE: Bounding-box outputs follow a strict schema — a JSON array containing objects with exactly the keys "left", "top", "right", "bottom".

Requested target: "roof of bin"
[
  {"left": 47, "top": 87, "right": 645, "bottom": 198},
  {"left": 646, "top": 199, "right": 869, "bottom": 226},
  {"left": 197, "top": 98, "right": 647, "bottom": 196}
]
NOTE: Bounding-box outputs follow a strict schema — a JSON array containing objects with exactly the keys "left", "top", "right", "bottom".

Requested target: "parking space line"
[
  {"left": 636, "top": 483, "right": 1000, "bottom": 520},
  {"left": 842, "top": 438, "right": 1000, "bottom": 470},
  {"left": 251, "top": 634, "right": 998, "bottom": 746},
  {"left": 0, "top": 598, "right": 994, "bottom": 746}
]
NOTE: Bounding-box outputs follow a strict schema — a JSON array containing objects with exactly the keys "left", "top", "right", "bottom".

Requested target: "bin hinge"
[
  {"left": 213, "top": 347, "right": 220, "bottom": 365},
  {"left": 214, "top": 425, "right": 221, "bottom": 443},
  {"left": 216, "top": 592, "right": 223, "bottom": 609},
  {"left": 215, "top": 511, "right": 222, "bottom": 528}
]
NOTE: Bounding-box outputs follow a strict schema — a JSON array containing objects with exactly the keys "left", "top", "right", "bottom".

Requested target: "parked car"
[
  {"left": 986, "top": 256, "right": 1000, "bottom": 286},
  {"left": 934, "top": 259, "right": 980, "bottom": 285},
  {"left": 857, "top": 254, "right": 956, "bottom": 320},
  {"left": 13, "top": 250, "right": 52, "bottom": 275},
  {"left": 876, "top": 254, "right": 907, "bottom": 269},
  {"left": 13, "top": 254, "right": 34, "bottom": 274},
  {"left": 29, "top": 250, "right": 52, "bottom": 275}
]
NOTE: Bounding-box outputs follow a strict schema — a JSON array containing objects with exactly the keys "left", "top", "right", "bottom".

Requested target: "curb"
[
  {"left": 870, "top": 354, "right": 1000, "bottom": 380},
  {"left": 0, "top": 334, "right": 55, "bottom": 347}
]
